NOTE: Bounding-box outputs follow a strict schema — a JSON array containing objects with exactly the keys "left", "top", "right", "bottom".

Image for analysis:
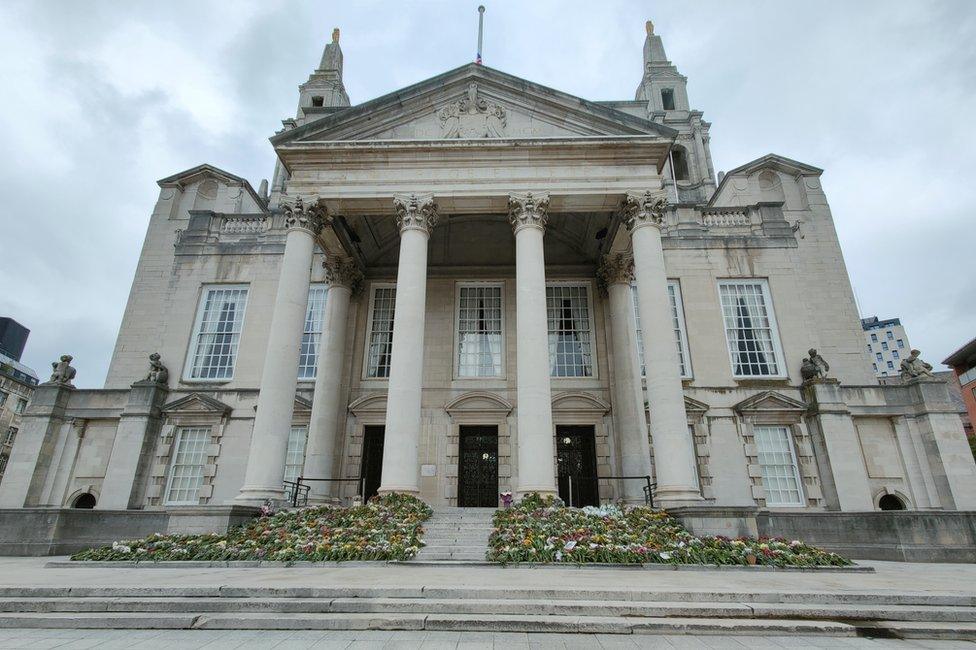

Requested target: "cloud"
[{"left": 0, "top": 0, "right": 973, "bottom": 387}]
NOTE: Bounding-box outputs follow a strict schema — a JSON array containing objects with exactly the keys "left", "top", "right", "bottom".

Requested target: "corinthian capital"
[
  {"left": 597, "top": 252, "right": 635, "bottom": 292},
  {"left": 508, "top": 191, "right": 550, "bottom": 233},
  {"left": 282, "top": 196, "right": 330, "bottom": 235},
  {"left": 623, "top": 190, "right": 668, "bottom": 231},
  {"left": 322, "top": 256, "right": 363, "bottom": 293},
  {"left": 393, "top": 193, "right": 439, "bottom": 235}
]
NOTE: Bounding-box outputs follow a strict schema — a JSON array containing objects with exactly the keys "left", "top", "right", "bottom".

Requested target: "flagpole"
[{"left": 476, "top": 5, "right": 485, "bottom": 64}]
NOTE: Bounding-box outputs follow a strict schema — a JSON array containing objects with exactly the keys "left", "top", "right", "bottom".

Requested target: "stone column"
[
  {"left": 303, "top": 257, "right": 360, "bottom": 501},
  {"left": 377, "top": 194, "right": 438, "bottom": 496},
  {"left": 625, "top": 191, "right": 702, "bottom": 504},
  {"left": 509, "top": 192, "right": 558, "bottom": 498},
  {"left": 236, "top": 198, "right": 326, "bottom": 505},
  {"left": 600, "top": 253, "right": 653, "bottom": 503}
]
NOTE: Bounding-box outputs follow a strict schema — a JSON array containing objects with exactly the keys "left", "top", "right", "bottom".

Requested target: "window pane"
[
  {"left": 188, "top": 287, "right": 249, "bottom": 380},
  {"left": 718, "top": 281, "right": 781, "bottom": 376},
  {"left": 165, "top": 427, "right": 210, "bottom": 504},
  {"left": 754, "top": 425, "right": 803, "bottom": 506},
  {"left": 366, "top": 287, "right": 396, "bottom": 378},
  {"left": 547, "top": 285, "right": 593, "bottom": 377},
  {"left": 283, "top": 425, "right": 309, "bottom": 484},
  {"left": 457, "top": 285, "right": 503, "bottom": 377},
  {"left": 298, "top": 285, "right": 329, "bottom": 380},
  {"left": 631, "top": 282, "right": 691, "bottom": 378}
]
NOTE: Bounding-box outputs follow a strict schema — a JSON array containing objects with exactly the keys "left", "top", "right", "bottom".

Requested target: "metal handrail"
[
  {"left": 286, "top": 476, "right": 368, "bottom": 508},
  {"left": 566, "top": 474, "right": 656, "bottom": 507}
]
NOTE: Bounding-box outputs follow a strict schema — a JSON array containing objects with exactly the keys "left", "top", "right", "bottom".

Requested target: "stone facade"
[
  {"left": 2, "top": 22, "right": 975, "bottom": 535},
  {"left": 0, "top": 348, "right": 38, "bottom": 489}
]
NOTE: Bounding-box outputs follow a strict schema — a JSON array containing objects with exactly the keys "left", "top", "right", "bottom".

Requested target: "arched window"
[
  {"left": 671, "top": 146, "right": 690, "bottom": 182},
  {"left": 661, "top": 88, "right": 675, "bottom": 111},
  {"left": 72, "top": 493, "right": 96, "bottom": 509},
  {"left": 878, "top": 494, "right": 905, "bottom": 511}
]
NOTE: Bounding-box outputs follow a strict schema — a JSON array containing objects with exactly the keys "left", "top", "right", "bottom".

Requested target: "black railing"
[
  {"left": 284, "top": 477, "right": 367, "bottom": 508},
  {"left": 566, "top": 475, "right": 656, "bottom": 507}
]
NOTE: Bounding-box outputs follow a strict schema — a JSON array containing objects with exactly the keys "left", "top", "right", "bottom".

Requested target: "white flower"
[
  {"left": 659, "top": 551, "right": 672, "bottom": 560},
  {"left": 555, "top": 551, "right": 563, "bottom": 561},
  {"left": 564, "top": 541, "right": 577, "bottom": 551}
]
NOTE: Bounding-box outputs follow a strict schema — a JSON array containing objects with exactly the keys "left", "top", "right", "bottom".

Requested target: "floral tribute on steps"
[
  {"left": 487, "top": 494, "right": 851, "bottom": 567},
  {"left": 71, "top": 493, "right": 432, "bottom": 563}
]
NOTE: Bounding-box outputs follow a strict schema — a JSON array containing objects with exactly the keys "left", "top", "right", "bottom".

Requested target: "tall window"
[
  {"left": 0, "top": 454, "right": 7, "bottom": 475},
  {"left": 897, "top": 339, "right": 905, "bottom": 349},
  {"left": 14, "top": 398, "right": 26, "bottom": 414},
  {"left": 165, "top": 427, "right": 211, "bottom": 505},
  {"left": 547, "top": 284, "right": 593, "bottom": 377},
  {"left": 876, "top": 353, "right": 883, "bottom": 362},
  {"left": 3, "top": 427, "right": 15, "bottom": 446},
  {"left": 718, "top": 280, "right": 784, "bottom": 377},
  {"left": 882, "top": 341, "right": 889, "bottom": 351},
  {"left": 283, "top": 425, "right": 308, "bottom": 484},
  {"left": 366, "top": 286, "right": 396, "bottom": 378},
  {"left": 871, "top": 333, "right": 878, "bottom": 342},
  {"left": 298, "top": 285, "right": 329, "bottom": 380},
  {"left": 456, "top": 284, "right": 503, "bottom": 377},
  {"left": 186, "top": 286, "right": 249, "bottom": 380},
  {"left": 886, "top": 331, "right": 894, "bottom": 340},
  {"left": 753, "top": 425, "right": 803, "bottom": 506},
  {"left": 892, "top": 350, "right": 900, "bottom": 360},
  {"left": 671, "top": 146, "right": 690, "bottom": 181},
  {"left": 0, "top": 391, "right": 7, "bottom": 408},
  {"left": 632, "top": 282, "right": 692, "bottom": 378}
]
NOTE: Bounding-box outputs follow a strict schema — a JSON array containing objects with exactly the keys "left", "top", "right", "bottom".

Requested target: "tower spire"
[{"left": 297, "top": 26, "right": 350, "bottom": 110}]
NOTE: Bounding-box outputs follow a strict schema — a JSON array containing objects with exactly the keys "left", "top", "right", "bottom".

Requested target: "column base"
[
  {"left": 377, "top": 485, "right": 420, "bottom": 497},
  {"left": 515, "top": 486, "right": 558, "bottom": 501},
  {"left": 654, "top": 485, "right": 706, "bottom": 507},
  {"left": 233, "top": 485, "right": 286, "bottom": 507}
]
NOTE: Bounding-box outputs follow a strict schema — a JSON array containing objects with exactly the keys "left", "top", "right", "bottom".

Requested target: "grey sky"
[{"left": 0, "top": 0, "right": 973, "bottom": 388}]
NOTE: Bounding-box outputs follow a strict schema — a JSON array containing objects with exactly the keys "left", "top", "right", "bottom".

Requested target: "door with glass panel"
[
  {"left": 457, "top": 425, "right": 499, "bottom": 507},
  {"left": 359, "top": 425, "right": 385, "bottom": 501},
  {"left": 556, "top": 425, "right": 598, "bottom": 507}
]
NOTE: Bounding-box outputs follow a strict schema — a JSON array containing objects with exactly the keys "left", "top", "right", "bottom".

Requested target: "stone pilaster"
[
  {"left": 378, "top": 194, "right": 437, "bottom": 495},
  {"left": 625, "top": 190, "right": 702, "bottom": 504},
  {"left": 509, "top": 192, "right": 558, "bottom": 498},
  {"left": 236, "top": 198, "right": 326, "bottom": 505},
  {"left": 304, "top": 256, "right": 361, "bottom": 501},
  {"left": 599, "top": 252, "right": 653, "bottom": 503}
]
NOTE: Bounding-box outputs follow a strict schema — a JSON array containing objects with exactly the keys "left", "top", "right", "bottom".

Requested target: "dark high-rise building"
[{"left": 0, "top": 319, "right": 29, "bottom": 362}]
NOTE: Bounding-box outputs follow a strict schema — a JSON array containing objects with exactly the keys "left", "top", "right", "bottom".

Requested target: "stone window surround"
[
  {"left": 752, "top": 424, "right": 805, "bottom": 507},
  {"left": 181, "top": 283, "right": 251, "bottom": 384},
  {"left": 452, "top": 280, "right": 507, "bottom": 381},
  {"left": 361, "top": 282, "right": 397, "bottom": 381},
  {"left": 738, "top": 408, "right": 822, "bottom": 510},
  {"left": 163, "top": 426, "right": 214, "bottom": 506},
  {"left": 716, "top": 278, "right": 788, "bottom": 381}
]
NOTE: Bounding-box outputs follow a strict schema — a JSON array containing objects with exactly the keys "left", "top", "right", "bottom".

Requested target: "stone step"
[{"left": 2, "top": 597, "right": 974, "bottom": 623}]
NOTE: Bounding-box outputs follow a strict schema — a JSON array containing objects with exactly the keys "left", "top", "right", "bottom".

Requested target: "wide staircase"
[
  {"left": 1, "top": 583, "right": 975, "bottom": 638},
  {"left": 413, "top": 507, "right": 493, "bottom": 562}
]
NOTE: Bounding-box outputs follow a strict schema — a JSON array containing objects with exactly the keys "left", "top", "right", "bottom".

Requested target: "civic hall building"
[{"left": 2, "top": 23, "right": 974, "bottom": 551}]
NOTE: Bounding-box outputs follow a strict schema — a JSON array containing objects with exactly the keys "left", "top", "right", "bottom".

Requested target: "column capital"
[
  {"left": 597, "top": 252, "right": 635, "bottom": 293},
  {"left": 623, "top": 190, "right": 668, "bottom": 231},
  {"left": 282, "top": 196, "right": 330, "bottom": 236},
  {"left": 322, "top": 256, "right": 363, "bottom": 293},
  {"left": 393, "top": 193, "right": 439, "bottom": 235},
  {"left": 508, "top": 191, "right": 550, "bottom": 234}
]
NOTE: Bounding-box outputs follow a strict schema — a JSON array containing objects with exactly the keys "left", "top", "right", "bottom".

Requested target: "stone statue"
[
  {"left": 809, "top": 348, "right": 829, "bottom": 378},
  {"left": 800, "top": 349, "right": 829, "bottom": 383},
  {"left": 49, "top": 354, "right": 77, "bottom": 386},
  {"left": 145, "top": 352, "right": 169, "bottom": 385},
  {"left": 900, "top": 349, "right": 934, "bottom": 380}
]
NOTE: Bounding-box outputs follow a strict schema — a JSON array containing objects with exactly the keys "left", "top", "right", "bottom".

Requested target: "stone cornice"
[
  {"left": 393, "top": 193, "right": 439, "bottom": 236},
  {"left": 508, "top": 192, "right": 550, "bottom": 234},
  {"left": 624, "top": 190, "right": 669, "bottom": 231}
]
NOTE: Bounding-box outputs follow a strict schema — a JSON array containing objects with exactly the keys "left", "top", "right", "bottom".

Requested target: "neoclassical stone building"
[{"left": 3, "top": 23, "right": 975, "bottom": 548}]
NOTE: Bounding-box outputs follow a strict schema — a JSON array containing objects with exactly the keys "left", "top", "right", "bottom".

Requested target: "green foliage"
[
  {"left": 968, "top": 432, "right": 976, "bottom": 461},
  {"left": 488, "top": 493, "right": 851, "bottom": 567},
  {"left": 71, "top": 493, "right": 432, "bottom": 563}
]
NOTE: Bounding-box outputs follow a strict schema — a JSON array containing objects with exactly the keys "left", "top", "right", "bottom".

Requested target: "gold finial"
[
  {"left": 332, "top": 28, "right": 340, "bottom": 44},
  {"left": 645, "top": 20, "right": 654, "bottom": 36}
]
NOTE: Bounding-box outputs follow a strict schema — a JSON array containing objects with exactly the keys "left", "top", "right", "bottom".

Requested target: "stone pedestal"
[
  {"left": 98, "top": 381, "right": 168, "bottom": 509},
  {"left": 509, "top": 192, "right": 558, "bottom": 498},
  {"left": 378, "top": 194, "right": 437, "bottom": 496}
]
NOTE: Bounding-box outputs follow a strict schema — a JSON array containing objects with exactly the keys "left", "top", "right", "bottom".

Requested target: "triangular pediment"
[
  {"left": 294, "top": 395, "right": 313, "bottom": 413},
  {"left": 684, "top": 396, "right": 710, "bottom": 414},
  {"left": 273, "top": 64, "right": 675, "bottom": 145},
  {"left": 161, "top": 392, "right": 233, "bottom": 415},
  {"left": 734, "top": 391, "right": 808, "bottom": 415}
]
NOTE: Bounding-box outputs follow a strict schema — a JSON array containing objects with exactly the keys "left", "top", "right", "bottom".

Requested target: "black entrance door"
[
  {"left": 556, "top": 425, "right": 598, "bottom": 507},
  {"left": 458, "top": 425, "right": 499, "bottom": 507},
  {"left": 360, "top": 425, "right": 385, "bottom": 501}
]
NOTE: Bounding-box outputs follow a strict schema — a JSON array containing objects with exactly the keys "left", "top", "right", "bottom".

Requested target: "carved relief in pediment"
[{"left": 437, "top": 83, "right": 507, "bottom": 138}]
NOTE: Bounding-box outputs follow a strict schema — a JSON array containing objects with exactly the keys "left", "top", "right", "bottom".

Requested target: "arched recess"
[
  {"left": 65, "top": 486, "right": 100, "bottom": 508},
  {"left": 551, "top": 391, "right": 611, "bottom": 418},
  {"left": 671, "top": 145, "right": 691, "bottom": 181},
  {"left": 72, "top": 493, "right": 96, "bottom": 509},
  {"left": 445, "top": 391, "right": 513, "bottom": 421},
  {"left": 347, "top": 393, "right": 388, "bottom": 420},
  {"left": 874, "top": 487, "right": 911, "bottom": 511}
]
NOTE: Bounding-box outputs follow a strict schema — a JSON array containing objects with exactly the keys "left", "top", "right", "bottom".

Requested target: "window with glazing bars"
[
  {"left": 3, "top": 427, "right": 15, "bottom": 446},
  {"left": 0, "top": 454, "right": 7, "bottom": 474},
  {"left": 631, "top": 282, "right": 692, "bottom": 378},
  {"left": 547, "top": 285, "right": 593, "bottom": 377},
  {"left": 298, "top": 285, "right": 329, "bottom": 380},
  {"left": 283, "top": 425, "right": 308, "bottom": 484},
  {"left": 718, "top": 281, "right": 782, "bottom": 377},
  {"left": 753, "top": 425, "right": 803, "bottom": 506},
  {"left": 456, "top": 285, "right": 503, "bottom": 377},
  {"left": 366, "top": 287, "right": 396, "bottom": 378},
  {"left": 187, "top": 286, "right": 248, "bottom": 380},
  {"left": 165, "top": 427, "right": 211, "bottom": 504}
]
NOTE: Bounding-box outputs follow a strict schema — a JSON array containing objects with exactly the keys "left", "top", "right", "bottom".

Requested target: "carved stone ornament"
[
  {"left": 624, "top": 190, "right": 669, "bottom": 231},
  {"left": 145, "top": 352, "right": 169, "bottom": 385},
  {"left": 597, "top": 252, "right": 635, "bottom": 293},
  {"left": 900, "top": 349, "right": 935, "bottom": 380},
  {"left": 281, "top": 196, "right": 329, "bottom": 235},
  {"left": 508, "top": 192, "right": 550, "bottom": 233},
  {"left": 393, "top": 193, "right": 439, "bottom": 235},
  {"left": 438, "top": 83, "right": 507, "bottom": 138},
  {"left": 800, "top": 348, "right": 830, "bottom": 384},
  {"left": 48, "top": 354, "right": 77, "bottom": 387},
  {"left": 323, "top": 256, "right": 364, "bottom": 293}
]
